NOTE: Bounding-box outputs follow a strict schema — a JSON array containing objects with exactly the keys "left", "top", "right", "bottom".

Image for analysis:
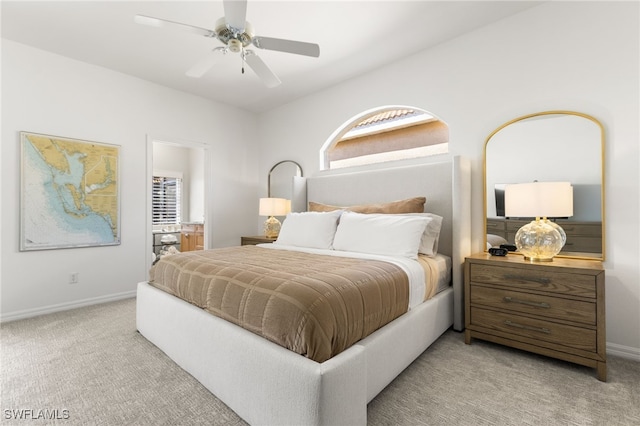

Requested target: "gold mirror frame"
[{"left": 483, "top": 110, "right": 605, "bottom": 260}]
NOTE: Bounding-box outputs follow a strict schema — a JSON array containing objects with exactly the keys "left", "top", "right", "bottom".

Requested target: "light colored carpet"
[{"left": 1, "top": 298, "right": 639, "bottom": 425}]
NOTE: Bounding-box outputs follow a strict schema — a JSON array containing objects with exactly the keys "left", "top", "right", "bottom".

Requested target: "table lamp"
[
  {"left": 259, "top": 197, "right": 290, "bottom": 238},
  {"left": 505, "top": 182, "right": 573, "bottom": 261}
]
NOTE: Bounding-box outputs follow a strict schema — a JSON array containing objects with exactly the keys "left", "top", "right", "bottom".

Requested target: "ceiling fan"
[{"left": 135, "top": 0, "right": 320, "bottom": 88}]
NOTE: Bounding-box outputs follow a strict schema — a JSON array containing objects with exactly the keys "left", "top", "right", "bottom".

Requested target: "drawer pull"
[
  {"left": 504, "top": 320, "right": 551, "bottom": 334},
  {"left": 503, "top": 296, "right": 550, "bottom": 309},
  {"left": 504, "top": 274, "right": 551, "bottom": 285}
]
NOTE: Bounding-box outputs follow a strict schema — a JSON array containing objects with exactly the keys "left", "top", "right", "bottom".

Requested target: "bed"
[{"left": 137, "top": 156, "right": 471, "bottom": 425}]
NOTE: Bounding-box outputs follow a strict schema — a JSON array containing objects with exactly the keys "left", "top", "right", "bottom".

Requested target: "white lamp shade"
[
  {"left": 259, "top": 198, "right": 290, "bottom": 216},
  {"left": 505, "top": 182, "right": 573, "bottom": 218}
]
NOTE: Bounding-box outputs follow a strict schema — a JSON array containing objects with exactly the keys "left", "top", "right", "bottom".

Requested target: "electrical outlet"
[{"left": 69, "top": 273, "right": 79, "bottom": 284}]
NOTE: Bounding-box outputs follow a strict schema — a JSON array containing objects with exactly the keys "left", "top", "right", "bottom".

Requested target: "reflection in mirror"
[
  {"left": 484, "top": 111, "right": 605, "bottom": 260},
  {"left": 268, "top": 160, "right": 305, "bottom": 212}
]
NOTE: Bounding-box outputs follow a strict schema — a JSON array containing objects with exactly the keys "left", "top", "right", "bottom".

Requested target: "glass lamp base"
[
  {"left": 515, "top": 219, "right": 566, "bottom": 262},
  {"left": 543, "top": 219, "right": 567, "bottom": 247},
  {"left": 263, "top": 216, "right": 281, "bottom": 238}
]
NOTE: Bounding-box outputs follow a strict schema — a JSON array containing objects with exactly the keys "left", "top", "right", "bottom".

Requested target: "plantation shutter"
[{"left": 152, "top": 176, "right": 182, "bottom": 225}]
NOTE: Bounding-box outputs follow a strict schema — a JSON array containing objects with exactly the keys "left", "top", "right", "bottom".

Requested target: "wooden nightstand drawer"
[
  {"left": 486, "top": 219, "right": 507, "bottom": 233},
  {"left": 563, "top": 236, "right": 602, "bottom": 253},
  {"left": 560, "top": 222, "right": 601, "bottom": 237},
  {"left": 241, "top": 236, "right": 276, "bottom": 246},
  {"left": 469, "top": 263, "right": 596, "bottom": 298},
  {"left": 471, "top": 307, "right": 596, "bottom": 352},
  {"left": 470, "top": 286, "right": 596, "bottom": 325},
  {"left": 506, "top": 219, "right": 529, "bottom": 232}
]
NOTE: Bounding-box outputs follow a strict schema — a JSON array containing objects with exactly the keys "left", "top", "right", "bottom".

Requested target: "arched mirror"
[
  {"left": 484, "top": 111, "right": 605, "bottom": 260},
  {"left": 268, "top": 160, "right": 305, "bottom": 212}
]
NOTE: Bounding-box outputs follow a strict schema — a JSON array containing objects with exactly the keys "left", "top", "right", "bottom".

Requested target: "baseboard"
[
  {"left": 607, "top": 342, "right": 640, "bottom": 362},
  {"left": 0, "top": 290, "right": 136, "bottom": 323}
]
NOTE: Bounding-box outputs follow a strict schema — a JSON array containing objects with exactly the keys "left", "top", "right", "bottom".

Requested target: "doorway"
[{"left": 146, "top": 137, "right": 209, "bottom": 271}]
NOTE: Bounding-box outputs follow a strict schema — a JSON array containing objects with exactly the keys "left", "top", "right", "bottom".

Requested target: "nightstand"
[
  {"left": 464, "top": 252, "right": 606, "bottom": 381},
  {"left": 241, "top": 236, "right": 277, "bottom": 246}
]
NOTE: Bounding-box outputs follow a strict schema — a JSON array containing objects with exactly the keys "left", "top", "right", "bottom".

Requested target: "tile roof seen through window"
[{"left": 354, "top": 109, "right": 421, "bottom": 129}]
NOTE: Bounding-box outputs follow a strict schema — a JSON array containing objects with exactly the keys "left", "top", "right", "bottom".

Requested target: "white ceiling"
[{"left": 1, "top": 1, "right": 542, "bottom": 113}]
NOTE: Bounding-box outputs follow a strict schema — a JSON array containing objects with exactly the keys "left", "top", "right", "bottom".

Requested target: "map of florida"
[{"left": 22, "top": 133, "right": 119, "bottom": 248}]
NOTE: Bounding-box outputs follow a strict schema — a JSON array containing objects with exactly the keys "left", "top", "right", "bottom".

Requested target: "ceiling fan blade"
[
  {"left": 186, "top": 48, "right": 226, "bottom": 78},
  {"left": 135, "top": 15, "right": 215, "bottom": 38},
  {"left": 244, "top": 52, "right": 281, "bottom": 88},
  {"left": 223, "top": 0, "right": 248, "bottom": 31},
  {"left": 252, "top": 36, "right": 320, "bottom": 58}
]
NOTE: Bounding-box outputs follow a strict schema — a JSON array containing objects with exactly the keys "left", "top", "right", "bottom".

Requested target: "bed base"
[{"left": 137, "top": 281, "right": 453, "bottom": 425}]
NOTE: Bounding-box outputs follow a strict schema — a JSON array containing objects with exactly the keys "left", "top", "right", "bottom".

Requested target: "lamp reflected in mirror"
[{"left": 505, "top": 182, "right": 573, "bottom": 261}]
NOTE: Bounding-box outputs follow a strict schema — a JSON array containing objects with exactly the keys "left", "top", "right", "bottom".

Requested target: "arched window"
[{"left": 320, "top": 106, "right": 448, "bottom": 170}]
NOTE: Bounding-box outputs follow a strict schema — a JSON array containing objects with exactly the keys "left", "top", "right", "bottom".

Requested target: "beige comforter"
[{"left": 149, "top": 245, "right": 410, "bottom": 363}]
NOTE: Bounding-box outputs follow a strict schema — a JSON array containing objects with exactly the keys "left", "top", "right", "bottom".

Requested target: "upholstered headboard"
[{"left": 306, "top": 156, "right": 471, "bottom": 330}]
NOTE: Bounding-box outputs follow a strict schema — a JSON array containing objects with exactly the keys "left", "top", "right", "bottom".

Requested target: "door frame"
[{"left": 145, "top": 134, "right": 212, "bottom": 273}]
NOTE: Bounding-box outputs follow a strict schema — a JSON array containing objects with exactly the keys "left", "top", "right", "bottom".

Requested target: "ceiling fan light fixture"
[
  {"left": 228, "top": 39, "right": 243, "bottom": 53},
  {"left": 215, "top": 17, "right": 254, "bottom": 48}
]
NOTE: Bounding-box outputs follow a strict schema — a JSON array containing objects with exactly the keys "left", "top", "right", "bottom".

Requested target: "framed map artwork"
[{"left": 20, "top": 132, "right": 121, "bottom": 251}]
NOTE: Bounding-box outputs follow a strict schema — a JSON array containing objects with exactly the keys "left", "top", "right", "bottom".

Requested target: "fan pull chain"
[{"left": 241, "top": 48, "right": 245, "bottom": 74}]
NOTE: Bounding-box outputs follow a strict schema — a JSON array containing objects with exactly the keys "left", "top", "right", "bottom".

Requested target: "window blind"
[{"left": 152, "top": 176, "right": 182, "bottom": 225}]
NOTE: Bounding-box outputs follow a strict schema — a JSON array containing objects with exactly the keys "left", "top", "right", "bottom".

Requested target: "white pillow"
[
  {"left": 274, "top": 210, "right": 343, "bottom": 249},
  {"left": 407, "top": 213, "right": 443, "bottom": 256},
  {"left": 332, "top": 212, "right": 429, "bottom": 259}
]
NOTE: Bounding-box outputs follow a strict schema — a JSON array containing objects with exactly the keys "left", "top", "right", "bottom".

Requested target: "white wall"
[
  {"left": 153, "top": 143, "right": 206, "bottom": 224},
  {"left": 1, "top": 40, "right": 259, "bottom": 320},
  {"left": 256, "top": 2, "right": 640, "bottom": 356},
  {"left": 153, "top": 143, "right": 192, "bottom": 224},
  {"left": 188, "top": 147, "right": 205, "bottom": 223}
]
